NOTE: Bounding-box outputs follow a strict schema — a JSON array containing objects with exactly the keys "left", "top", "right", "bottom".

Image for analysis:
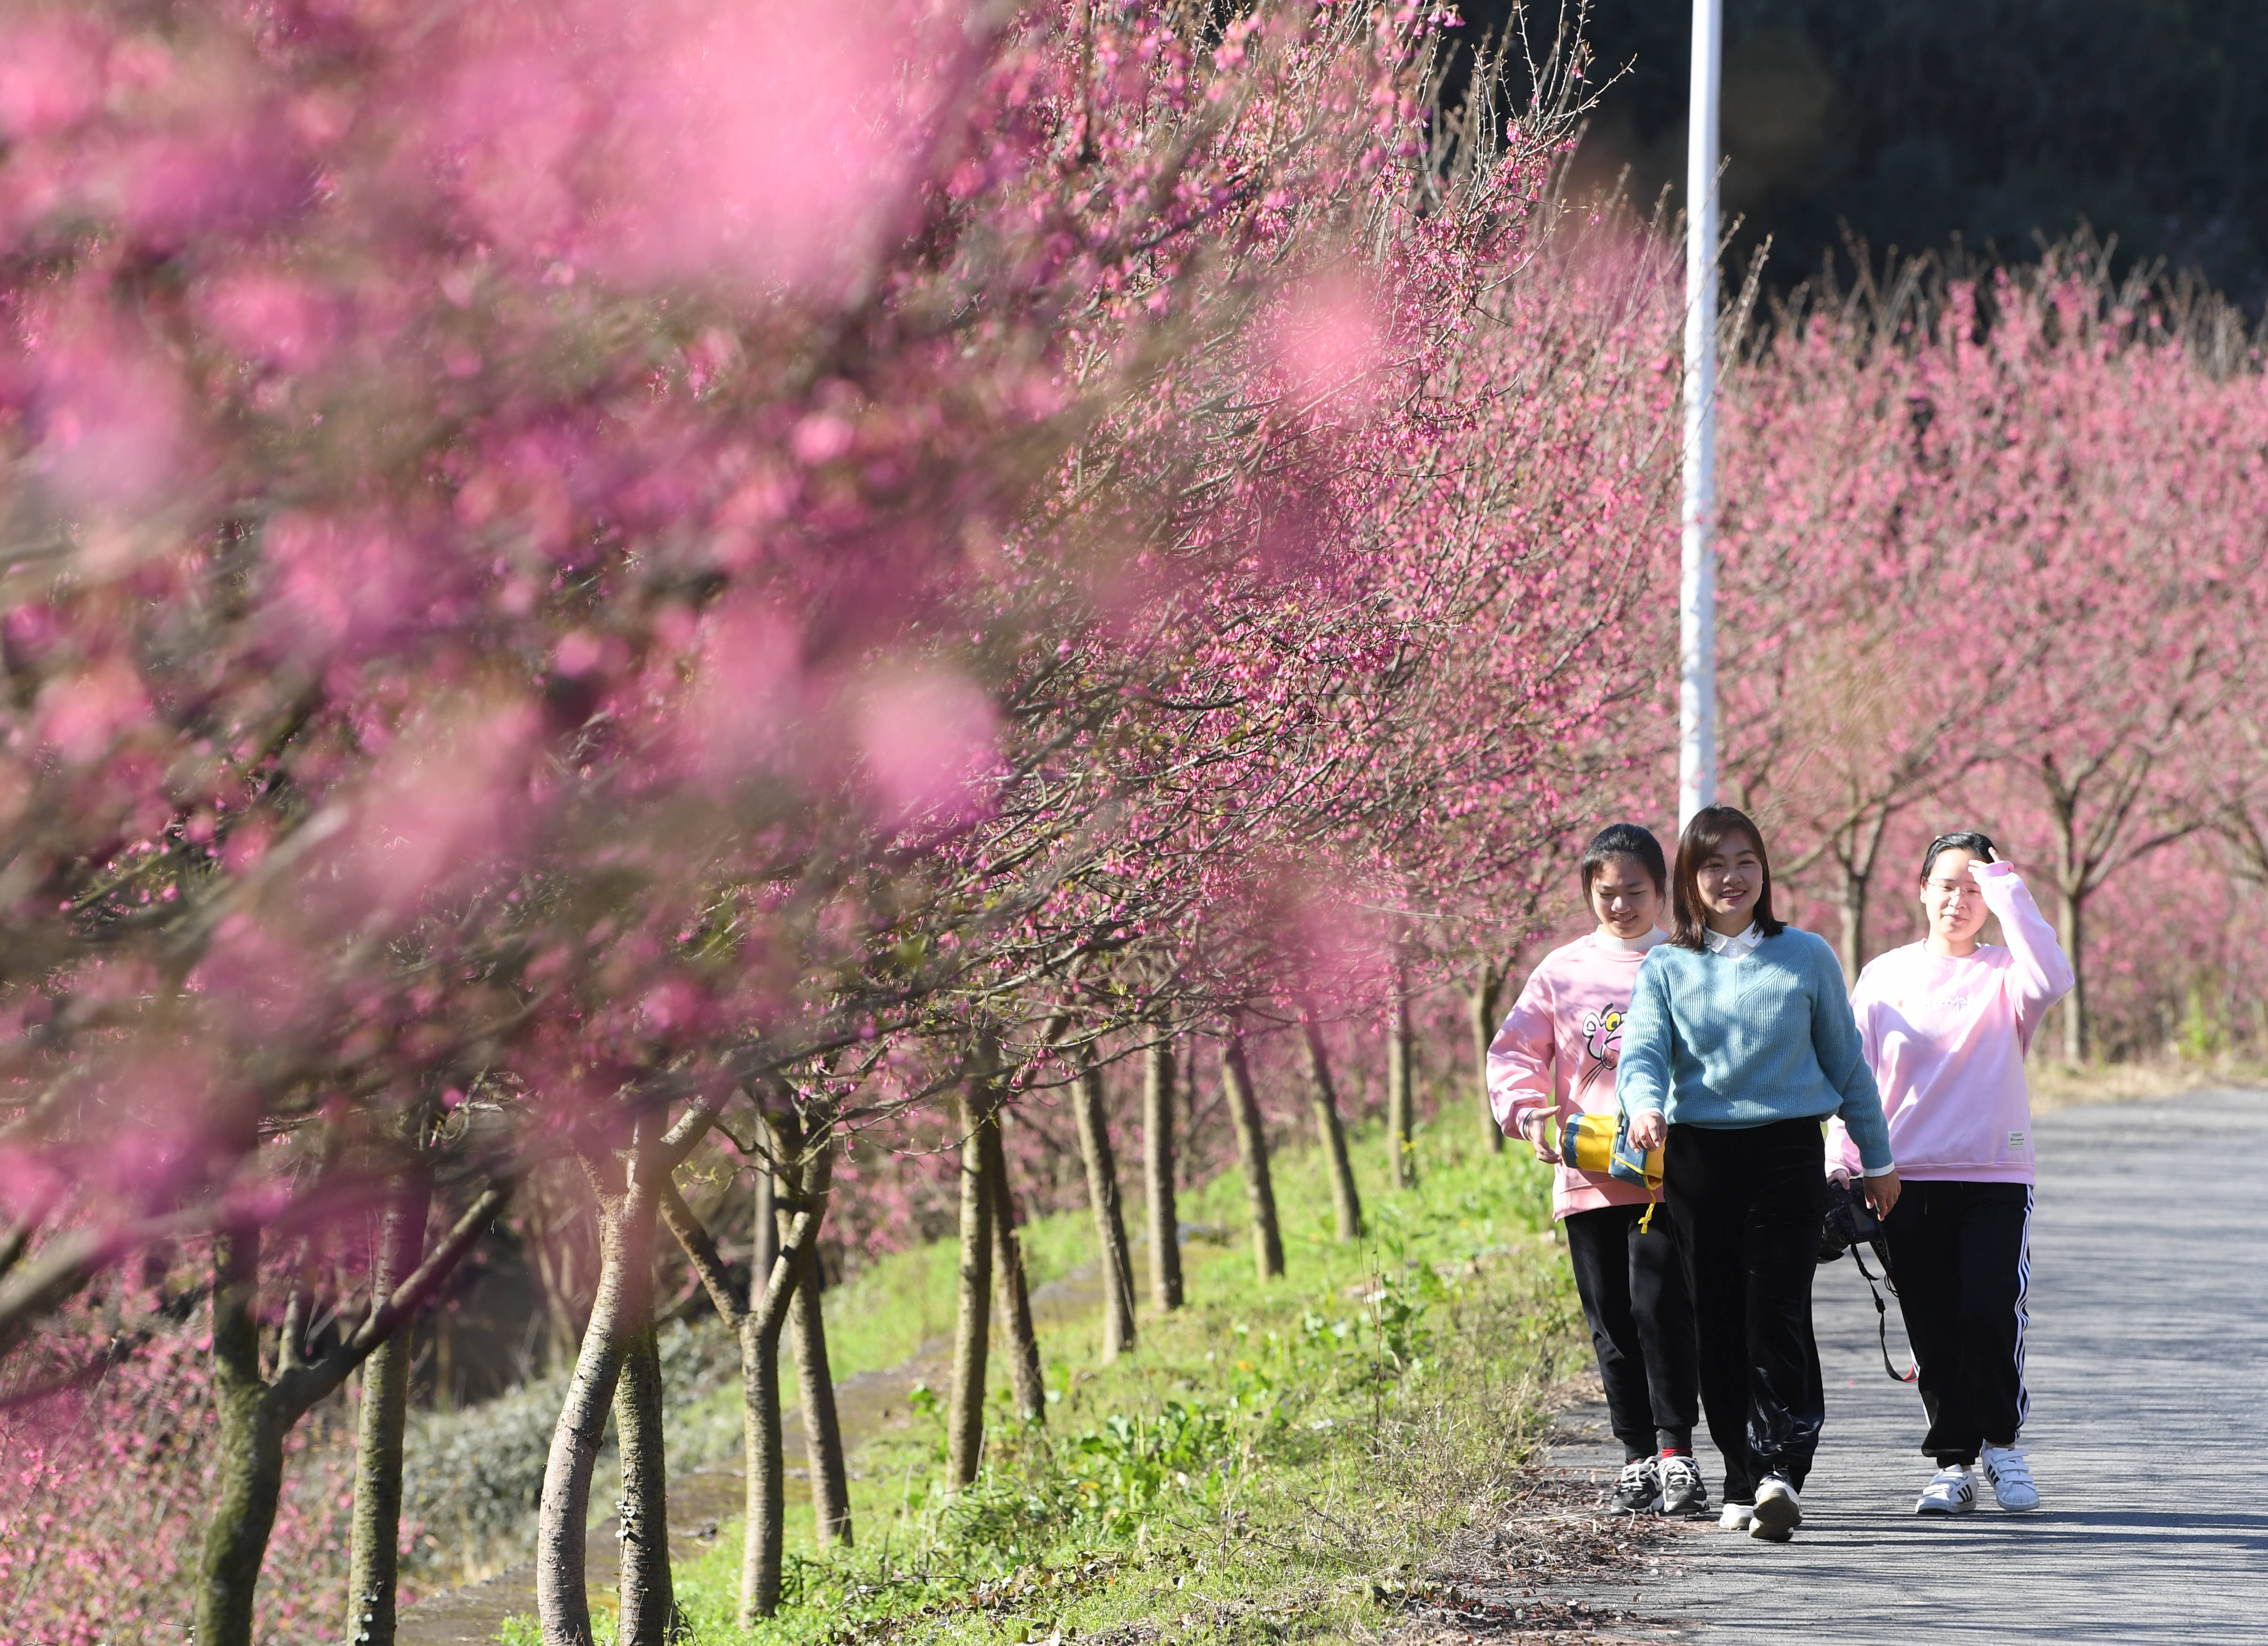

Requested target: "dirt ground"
[{"left": 1389, "top": 1414, "right": 1690, "bottom": 1646}]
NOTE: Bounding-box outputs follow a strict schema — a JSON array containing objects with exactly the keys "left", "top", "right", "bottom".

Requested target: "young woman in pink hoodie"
[
  {"left": 1489, "top": 824, "right": 1706, "bottom": 1519},
  {"left": 1829, "top": 831, "right": 2074, "bottom": 1517}
]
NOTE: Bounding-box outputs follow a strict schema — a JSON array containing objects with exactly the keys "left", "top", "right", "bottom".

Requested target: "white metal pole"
[{"left": 1678, "top": 0, "right": 1722, "bottom": 831}]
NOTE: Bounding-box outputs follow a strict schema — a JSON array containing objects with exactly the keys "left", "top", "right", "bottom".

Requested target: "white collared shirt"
[{"left": 1703, "top": 921, "right": 1764, "bottom": 958}]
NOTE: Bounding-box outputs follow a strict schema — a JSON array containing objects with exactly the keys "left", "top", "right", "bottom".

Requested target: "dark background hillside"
[{"left": 1471, "top": 1, "right": 2268, "bottom": 304}]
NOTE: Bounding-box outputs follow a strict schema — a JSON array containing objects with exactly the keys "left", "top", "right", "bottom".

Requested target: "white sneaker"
[
  {"left": 1717, "top": 1501, "right": 1754, "bottom": 1532},
  {"left": 1748, "top": 1474, "right": 1802, "bottom": 1541},
  {"left": 1915, "top": 1465, "right": 1976, "bottom": 1515},
  {"left": 1980, "top": 1443, "right": 2040, "bottom": 1512}
]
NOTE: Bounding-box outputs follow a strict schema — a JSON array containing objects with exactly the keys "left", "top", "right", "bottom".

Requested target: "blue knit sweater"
[{"left": 1616, "top": 927, "right": 1894, "bottom": 1173}]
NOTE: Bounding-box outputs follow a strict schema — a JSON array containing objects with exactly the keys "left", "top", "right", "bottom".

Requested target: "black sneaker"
[
  {"left": 1659, "top": 1453, "right": 1710, "bottom": 1518},
  {"left": 1607, "top": 1457, "right": 1661, "bottom": 1515}
]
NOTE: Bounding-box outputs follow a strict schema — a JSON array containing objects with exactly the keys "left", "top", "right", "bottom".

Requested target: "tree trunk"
[
  {"left": 1181, "top": 1035, "right": 1205, "bottom": 1192},
  {"left": 1142, "top": 1033, "right": 1182, "bottom": 1311},
  {"left": 1835, "top": 863, "right": 1869, "bottom": 985},
  {"left": 659, "top": 1141, "right": 817, "bottom": 1628},
  {"left": 751, "top": 1158, "right": 777, "bottom": 1297},
  {"left": 980, "top": 1107, "right": 1047, "bottom": 1424},
  {"left": 345, "top": 1177, "right": 432, "bottom": 1646},
  {"left": 1220, "top": 1031, "right": 1284, "bottom": 1281},
  {"left": 1072, "top": 1050, "right": 1137, "bottom": 1361},
  {"left": 611, "top": 1318, "right": 677, "bottom": 1646},
  {"left": 2058, "top": 886, "right": 2088, "bottom": 1061},
  {"left": 1469, "top": 965, "right": 1507, "bottom": 1153},
  {"left": 1386, "top": 959, "right": 1417, "bottom": 1190},
  {"left": 777, "top": 1122, "right": 852, "bottom": 1548},
  {"left": 189, "top": 1179, "right": 507, "bottom": 1646},
  {"left": 1300, "top": 1015, "right": 1363, "bottom": 1241},
  {"left": 1833, "top": 810, "right": 1890, "bottom": 983},
  {"left": 946, "top": 1086, "right": 994, "bottom": 1487},
  {"left": 738, "top": 1307, "right": 789, "bottom": 1622},
  {"left": 198, "top": 1227, "right": 289, "bottom": 1646},
  {"left": 537, "top": 1155, "right": 654, "bottom": 1646}
]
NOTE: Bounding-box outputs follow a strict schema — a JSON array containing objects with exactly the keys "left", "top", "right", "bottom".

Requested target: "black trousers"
[
  {"left": 1564, "top": 1202, "right": 1701, "bottom": 1459},
  {"left": 1880, "top": 1179, "right": 2033, "bottom": 1466},
  {"left": 1663, "top": 1118, "right": 1827, "bottom": 1504}
]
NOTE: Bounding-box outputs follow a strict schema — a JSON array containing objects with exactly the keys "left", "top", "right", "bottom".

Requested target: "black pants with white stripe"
[{"left": 1880, "top": 1179, "right": 2033, "bottom": 1466}]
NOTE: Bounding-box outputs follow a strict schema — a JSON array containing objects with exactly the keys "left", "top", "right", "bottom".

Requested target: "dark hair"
[
  {"left": 1920, "top": 830, "right": 1998, "bottom": 883},
  {"left": 1580, "top": 823, "right": 1668, "bottom": 899},
  {"left": 1670, "top": 805, "right": 1786, "bottom": 950}
]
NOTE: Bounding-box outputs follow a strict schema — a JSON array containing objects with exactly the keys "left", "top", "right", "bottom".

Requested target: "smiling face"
[
  {"left": 1589, "top": 853, "right": 1662, "bottom": 940},
  {"left": 1921, "top": 847, "right": 1991, "bottom": 952},
  {"left": 1694, "top": 833, "right": 1763, "bottom": 932}
]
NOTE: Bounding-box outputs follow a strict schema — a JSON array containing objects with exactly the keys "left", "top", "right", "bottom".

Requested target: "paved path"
[{"left": 1551, "top": 1086, "right": 2268, "bottom": 1643}]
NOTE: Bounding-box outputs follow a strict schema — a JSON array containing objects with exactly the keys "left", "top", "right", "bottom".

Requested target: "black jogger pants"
[
  {"left": 1663, "top": 1117, "right": 1827, "bottom": 1504},
  {"left": 1563, "top": 1201, "right": 1701, "bottom": 1459},
  {"left": 1880, "top": 1179, "right": 2034, "bottom": 1467}
]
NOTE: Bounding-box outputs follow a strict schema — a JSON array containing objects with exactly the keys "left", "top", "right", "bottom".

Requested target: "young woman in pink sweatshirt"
[
  {"left": 1829, "top": 831, "right": 2074, "bottom": 1517},
  {"left": 1489, "top": 824, "right": 1706, "bottom": 1519}
]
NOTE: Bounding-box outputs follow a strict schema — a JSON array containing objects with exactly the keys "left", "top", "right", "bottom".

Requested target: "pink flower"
[
  {"left": 0, "top": 15, "right": 107, "bottom": 139},
  {"left": 854, "top": 669, "right": 1001, "bottom": 828},
  {"left": 197, "top": 269, "right": 337, "bottom": 371},
  {"left": 1267, "top": 267, "right": 1388, "bottom": 419},
  {"left": 680, "top": 601, "right": 803, "bottom": 783},
  {"left": 35, "top": 662, "right": 152, "bottom": 766},
  {"left": 27, "top": 322, "right": 187, "bottom": 509}
]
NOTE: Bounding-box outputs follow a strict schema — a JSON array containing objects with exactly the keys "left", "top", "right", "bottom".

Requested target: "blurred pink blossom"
[
  {"left": 336, "top": 702, "right": 540, "bottom": 922},
  {"left": 593, "top": 0, "right": 921, "bottom": 291},
  {"left": 27, "top": 321, "right": 187, "bottom": 508},
  {"left": 429, "top": 0, "right": 923, "bottom": 293},
  {"left": 197, "top": 269, "right": 337, "bottom": 371},
  {"left": 681, "top": 601, "right": 802, "bottom": 783},
  {"left": 1267, "top": 267, "right": 1387, "bottom": 416},
  {"left": 187, "top": 912, "right": 314, "bottom": 1041},
  {"left": 266, "top": 511, "right": 455, "bottom": 661},
  {"left": 854, "top": 669, "right": 1000, "bottom": 827},
  {"left": 0, "top": 15, "right": 107, "bottom": 139},
  {"left": 35, "top": 661, "right": 151, "bottom": 766}
]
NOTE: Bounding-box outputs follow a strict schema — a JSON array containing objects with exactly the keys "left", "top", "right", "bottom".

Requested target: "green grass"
[
  {"left": 525, "top": 1111, "right": 1579, "bottom": 1646},
  {"left": 660, "top": 1152, "right": 1158, "bottom": 1471}
]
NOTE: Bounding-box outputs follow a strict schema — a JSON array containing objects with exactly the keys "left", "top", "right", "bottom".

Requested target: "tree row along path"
[
  {"left": 1542, "top": 1087, "right": 2268, "bottom": 1643},
  {"left": 396, "top": 1267, "right": 1113, "bottom": 1644}
]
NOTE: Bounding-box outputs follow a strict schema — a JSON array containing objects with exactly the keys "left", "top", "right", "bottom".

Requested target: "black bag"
[
  {"left": 1819, "top": 1178, "right": 1917, "bottom": 1385},
  {"left": 1817, "top": 1176, "right": 1883, "bottom": 1264}
]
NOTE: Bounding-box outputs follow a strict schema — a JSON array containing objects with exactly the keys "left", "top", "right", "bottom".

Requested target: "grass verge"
[
  {"left": 515, "top": 1113, "right": 1583, "bottom": 1645},
  {"left": 2027, "top": 1055, "right": 2268, "bottom": 1111}
]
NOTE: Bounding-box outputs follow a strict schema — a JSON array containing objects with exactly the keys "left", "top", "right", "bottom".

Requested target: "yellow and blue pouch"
[{"left": 1559, "top": 1109, "right": 1665, "bottom": 1225}]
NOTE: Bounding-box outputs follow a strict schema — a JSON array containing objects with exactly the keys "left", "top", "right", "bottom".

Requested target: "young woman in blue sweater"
[{"left": 1618, "top": 806, "right": 1900, "bottom": 1542}]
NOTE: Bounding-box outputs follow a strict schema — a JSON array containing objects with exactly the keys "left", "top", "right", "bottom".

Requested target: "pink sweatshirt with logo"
[
  {"left": 1827, "top": 862, "right": 2074, "bottom": 1185},
  {"left": 1488, "top": 929, "right": 1666, "bottom": 1219}
]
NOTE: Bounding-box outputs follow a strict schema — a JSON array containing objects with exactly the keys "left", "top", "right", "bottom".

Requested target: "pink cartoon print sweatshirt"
[
  {"left": 1488, "top": 928, "right": 1666, "bottom": 1219},
  {"left": 1827, "top": 861, "right": 2075, "bottom": 1185}
]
